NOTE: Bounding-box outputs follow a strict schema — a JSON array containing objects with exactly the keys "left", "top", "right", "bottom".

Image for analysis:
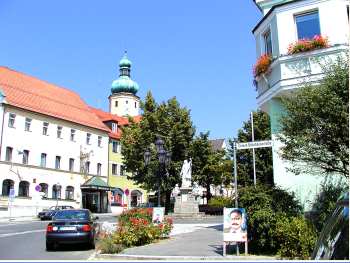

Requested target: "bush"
[
  {"left": 97, "top": 234, "right": 125, "bottom": 254},
  {"left": 98, "top": 208, "right": 173, "bottom": 253},
  {"left": 310, "top": 180, "right": 348, "bottom": 233},
  {"left": 208, "top": 196, "right": 233, "bottom": 208},
  {"left": 274, "top": 215, "right": 317, "bottom": 259},
  {"left": 238, "top": 184, "right": 304, "bottom": 255}
]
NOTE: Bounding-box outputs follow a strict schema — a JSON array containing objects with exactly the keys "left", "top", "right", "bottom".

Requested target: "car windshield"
[{"left": 53, "top": 210, "right": 89, "bottom": 220}]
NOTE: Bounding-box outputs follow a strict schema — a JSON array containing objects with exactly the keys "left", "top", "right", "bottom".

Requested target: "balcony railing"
[{"left": 255, "top": 44, "right": 348, "bottom": 104}]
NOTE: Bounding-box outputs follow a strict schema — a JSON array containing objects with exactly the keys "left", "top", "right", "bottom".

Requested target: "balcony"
[{"left": 255, "top": 44, "right": 348, "bottom": 110}]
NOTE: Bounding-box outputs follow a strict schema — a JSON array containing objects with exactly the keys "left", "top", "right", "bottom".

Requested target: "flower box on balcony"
[
  {"left": 253, "top": 54, "right": 272, "bottom": 79},
  {"left": 287, "top": 35, "right": 329, "bottom": 55}
]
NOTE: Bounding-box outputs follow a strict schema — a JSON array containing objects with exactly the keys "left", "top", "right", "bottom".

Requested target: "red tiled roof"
[
  {"left": 0, "top": 67, "right": 109, "bottom": 132},
  {"left": 90, "top": 107, "right": 142, "bottom": 140}
]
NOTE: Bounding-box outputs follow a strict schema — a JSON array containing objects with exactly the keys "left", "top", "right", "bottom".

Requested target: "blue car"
[
  {"left": 38, "top": 205, "right": 74, "bottom": 220},
  {"left": 46, "top": 209, "right": 99, "bottom": 251}
]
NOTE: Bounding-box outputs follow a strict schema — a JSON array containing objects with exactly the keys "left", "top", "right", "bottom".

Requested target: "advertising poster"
[
  {"left": 223, "top": 207, "right": 248, "bottom": 242},
  {"left": 152, "top": 207, "right": 165, "bottom": 224}
]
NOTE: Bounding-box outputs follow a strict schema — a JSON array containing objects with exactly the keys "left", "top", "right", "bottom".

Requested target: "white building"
[
  {"left": 252, "top": 0, "right": 348, "bottom": 209},
  {"left": 0, "top": 67, "right": 110, "bottom": 218}
]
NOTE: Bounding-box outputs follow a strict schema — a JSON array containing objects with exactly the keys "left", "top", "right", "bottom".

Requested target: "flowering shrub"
[
  {"left": 287, "top": 35, "right": 329, "bottom": 55},
  {"left": 253, "top": 54, "right": 272, "bottom": 78},
  {"left": 98, "top": 208, "right": 173, "bottom": 253}
]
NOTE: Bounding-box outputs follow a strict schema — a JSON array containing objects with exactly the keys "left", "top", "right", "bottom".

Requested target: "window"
[
  {"left": 39, "top": 183, "right": 48, "bottom": 198},
  {"left": 5, "top": 147, "right": 12, "bottom": 162},
  {"left": 98, "top": 136, "right": 102, "bottom": 147},
  {"left": 2, "top": 179, "right": 14, "bottom": 196},
  {"left": 97, "top": 163, "right": 102, "bottom": 175},
  {"left": 42, "top": 122, "right": 49, "bottom": 135},
  {"left": 115, "top": 101, "right": 118, "bottom": 107},
  {"left": 112, "top": 141, "right": 120, "bottom": 153},
  {"left": 55, "top": 156, "right": 61, "bottom": 169},
  {"left": 70, "top": 129, "right": 75, "bottom": 141},
  {"left": 65, "top": 186, "right": 74, "bottom": 200},
  {"left": 40, "top": 153, "right": 47, "bottom": 167},
  {"left": 126, "top": 100, "right": 128, "bottom": 104},
  {"left": 8, "top": 113, "right": 16, "bottom": 128},
  {"left": 263, "top": 29, "right": 272, "bottom": 55},
  {"left": 120, "top": 165, "right": 126, "bottom": 176},
  {"left": 112, "top": 123, "right": 117, "bottom": 132},
  {"left": 22, "top": 150, "right": 29, "bottom": 164},
  {"left": 57, "top": 126, "right": 62, "bottom": 138},
  {"left": 112, "top": 164, "right": 118, "bottom": 175},
  {"left": 86, "top": 133, "right": 91, "bottom": 145},
  {"left": 25, "top": 118, "right": 32, "bottom": 131},
  {"left": 347, "top": 5, "right": 349, "bottom": 22},
  {"left": 52, "top": 184, "right": 61, "bottom": 199},
  {"left": 85, "top": 161, "right": 90, "bottom": 174},
  {"left": 18, "top": 181, "right": 30, "bottom": 197},
  {"left": 295, "top": 11, "right": 320, "bottom": 40},
  {"left": 135, "top": 102, "right": 137, "bottom": 108},
  {"left": 69, "top": 158, "right": 75, "bottom": 172}
]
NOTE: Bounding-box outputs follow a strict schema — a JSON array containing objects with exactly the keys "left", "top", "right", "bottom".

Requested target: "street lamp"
[
  {"left": 56, "top": 182, "right": 61, "bottom": 208},
  {"left": 144, "top": 137, "right": 171, "bottom": 207}
]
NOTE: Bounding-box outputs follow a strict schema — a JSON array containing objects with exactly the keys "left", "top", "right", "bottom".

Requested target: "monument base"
[{"left": 170, "top": 187, "right": 205, "bottom": 218}]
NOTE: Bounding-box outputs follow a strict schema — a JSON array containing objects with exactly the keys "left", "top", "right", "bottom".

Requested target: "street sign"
[
  {"left": 236, "top": 140, "right": 273, "bottom": 150},
  {"left": 35, "top": 184, "right": 42, "bottom": 192},
  {"left": 125, "top": 188, "right": 129, "bottom": 196}
]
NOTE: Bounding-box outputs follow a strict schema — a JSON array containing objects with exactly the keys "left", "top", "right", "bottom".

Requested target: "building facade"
[
  {"left": 252, "top": 0, "right": 349, "bottom": 209},
  {"left": 0, "top": 67, "right": 110, "bottom": 217}
]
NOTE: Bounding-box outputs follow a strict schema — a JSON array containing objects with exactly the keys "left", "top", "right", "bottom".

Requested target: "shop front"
[{"left": 81, "top": 177, "right": 114, "bottom": 213}]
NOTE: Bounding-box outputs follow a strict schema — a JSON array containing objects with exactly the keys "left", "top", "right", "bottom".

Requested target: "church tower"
[{"left": 109, "top": 52, "right": 140, "bottom": 116}]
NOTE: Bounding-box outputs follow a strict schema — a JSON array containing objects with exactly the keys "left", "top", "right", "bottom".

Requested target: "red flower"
[
  {"left": 287, "top": 35, "right": 329, "bottom": 55},
  {"left": 253, "top": 54, "right": 272, "bottom": 78}
]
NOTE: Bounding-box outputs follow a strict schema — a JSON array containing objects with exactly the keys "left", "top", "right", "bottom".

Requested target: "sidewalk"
[{"left": 94, "top": 223, "right": 278, "bottom": 261}]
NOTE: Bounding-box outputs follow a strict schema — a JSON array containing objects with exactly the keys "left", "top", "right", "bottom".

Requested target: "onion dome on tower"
[{"left": 111, "top": 52, "right": 139, "bottom": 95}]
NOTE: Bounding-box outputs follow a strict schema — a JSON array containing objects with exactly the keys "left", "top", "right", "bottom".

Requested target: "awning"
[{"left": 81, "top": 177, "right": 115, "bottom": 191}]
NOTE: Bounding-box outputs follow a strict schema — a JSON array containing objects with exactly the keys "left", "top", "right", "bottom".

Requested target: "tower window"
[
  {"left": 135, "top": 102, "right": 137, "bottom": 108},
  {"left": 115, "top": 101, "right": 118, "bottom": 107},
  {"left": 126, "top": 100, "right": 128, "bottom": 104}
]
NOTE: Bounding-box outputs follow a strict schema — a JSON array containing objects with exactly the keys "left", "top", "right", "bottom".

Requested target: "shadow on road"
[
  {"left": 50, "top": 243, "right": 93, "bottom": 252},
  {"left": 205, "top": 224, "right": 223, "bottom": 232}
]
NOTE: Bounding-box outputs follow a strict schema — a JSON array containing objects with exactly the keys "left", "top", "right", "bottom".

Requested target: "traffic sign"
[
  {"left": 236, "top": 140, "right": 273, "bottom": 150},
  {"left": 9, "top": 188, "right": 15, "bottom": 202},
  {"left": 124, "top": 188, "right": 129, "bottom": 196},
  {"left": 35, "top": 184, "right": 42, "bottom": 192}
]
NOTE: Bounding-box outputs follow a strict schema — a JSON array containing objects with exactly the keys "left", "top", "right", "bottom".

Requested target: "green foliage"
[
  {"left": 310, "top": 180, "right": 349, "bottom": 233},
  {"left": 121, "top": 91, "right": 195, "bottom": 209},
  {"left": 279, "top": 56, "right": 349, "bottom": 178},
  {"left": 208, "top": 196, "right": 233, "bottom": 208},
  {"left": 274, "top": 216, "right": 317, "bottom": 259},
  {"left": 98, "top": 235, "right": 125, "bottom": 254},
  {"left": 238, "top": 184, "right": 303, "bottom": 255},
  {"left": 228, "top": 110, "right": 273, "bottom": 186},
  {"left": 190, "top": 132, "right": 229, "bottom": 200}
]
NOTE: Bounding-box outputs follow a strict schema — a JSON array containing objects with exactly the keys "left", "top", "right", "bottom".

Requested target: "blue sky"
[{"left": 1, "top": 0, "right": 262, "bottom": 140}]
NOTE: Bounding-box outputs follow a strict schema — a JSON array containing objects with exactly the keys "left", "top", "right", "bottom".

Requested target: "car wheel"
[
  {"left": 89, "top": 238, "right": 96, "bottom": 249},
  {"left": 46, "top": 241, "right": 54, "bottom": 251}
]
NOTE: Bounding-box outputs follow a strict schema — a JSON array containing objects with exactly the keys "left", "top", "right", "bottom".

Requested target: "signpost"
[
  {"left": 124, "top": 188, "right": 129, "bottom": 208},
  {"left": 8, "top": 188, "right": 15, "bottom": 221},
  {"left": 228, "top": 138, "right": 273, "bottom": 256}
]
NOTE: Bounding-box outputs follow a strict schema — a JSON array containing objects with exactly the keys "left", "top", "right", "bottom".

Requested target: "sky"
[{"left": 0, "top": 0, "right": 262, "bottom": 140}]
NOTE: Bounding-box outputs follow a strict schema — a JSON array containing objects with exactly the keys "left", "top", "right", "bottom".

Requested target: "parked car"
[
  {"left": 136, "top": 202, "right": 154, "bottom": 208},
  {"left": 38, "top": 205, "right": 74, "bottom": 220},
  {"left": 46, "top": 209, "right": 99, "bottom": 251},
  {"left": 311, "top": 192, "right": 349, "bottom": 260}
]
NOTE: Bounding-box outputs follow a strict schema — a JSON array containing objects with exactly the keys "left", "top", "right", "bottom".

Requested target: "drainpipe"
[{"left": 0, "top": 102, "right": 6, "bottom": 160}]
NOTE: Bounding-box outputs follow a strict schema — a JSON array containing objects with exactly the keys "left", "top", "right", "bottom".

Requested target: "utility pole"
[{"left": 251, "top": 112, "right": 257, "bottom": 187}]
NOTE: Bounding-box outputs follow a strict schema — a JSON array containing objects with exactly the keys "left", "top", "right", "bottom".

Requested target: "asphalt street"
[{"left": 0, "top": 215, "right": 117, "bottom": 260}]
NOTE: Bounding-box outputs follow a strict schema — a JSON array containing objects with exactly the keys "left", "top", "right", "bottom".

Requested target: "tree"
[
  {"left": 190, "top": 132, "right": 228, "bottom": 201},
  {"left": 279, "top": 57, "right": 349, "bottom": 179},
  {"left": 228, "top": 110, "right": 273, "bottom": 186},
  {"left": 121, "top": 91, "right": 195, "bottom": 211}
]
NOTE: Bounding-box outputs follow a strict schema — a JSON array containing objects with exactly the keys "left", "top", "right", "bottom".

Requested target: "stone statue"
[
  {"left": 172, "top": 184, "right": 180, "bottom": 197},
  {"left": 180, "top": 158, "right": 192, "bottom": 188}
]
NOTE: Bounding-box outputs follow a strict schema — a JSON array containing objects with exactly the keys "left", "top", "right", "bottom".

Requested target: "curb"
[
  {"left": 0, "top": 217, "right": 39, "bottom": 223},
  {"left": 94, "top": 253, "right": 278, "bottom": 261}
]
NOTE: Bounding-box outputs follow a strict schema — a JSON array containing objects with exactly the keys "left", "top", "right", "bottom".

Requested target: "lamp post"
[{"left": 144, "top": 137, "right": 171, "bottom": 207}]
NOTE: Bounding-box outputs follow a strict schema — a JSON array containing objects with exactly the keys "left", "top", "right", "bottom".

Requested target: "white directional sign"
[{"left": 236, "top": 140, "right": 273, "bottom": 150}]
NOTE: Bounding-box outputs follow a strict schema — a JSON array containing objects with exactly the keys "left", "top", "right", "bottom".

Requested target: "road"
[{"left": 0, "top": 215, "right": 117, "bottom": 260}]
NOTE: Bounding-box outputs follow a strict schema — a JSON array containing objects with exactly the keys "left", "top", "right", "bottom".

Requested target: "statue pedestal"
[{"left": 170, "top": 187, "right": 205, "bottom": 218}]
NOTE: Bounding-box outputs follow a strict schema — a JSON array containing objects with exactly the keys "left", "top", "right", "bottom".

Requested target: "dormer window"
[
  {"left": 112, "top": 123, "right": 117, "bottom": 133},
  {"left": 295, "top": 11, "right": 320, "bottom": 40}
]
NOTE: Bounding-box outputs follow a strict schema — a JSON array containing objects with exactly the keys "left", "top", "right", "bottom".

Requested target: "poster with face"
[
  {"left": 152, "top": 207, "right": 165, "bottom": 224},
  {"left": 223, "top": 207, "right": 247, "bottom": 242}
]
